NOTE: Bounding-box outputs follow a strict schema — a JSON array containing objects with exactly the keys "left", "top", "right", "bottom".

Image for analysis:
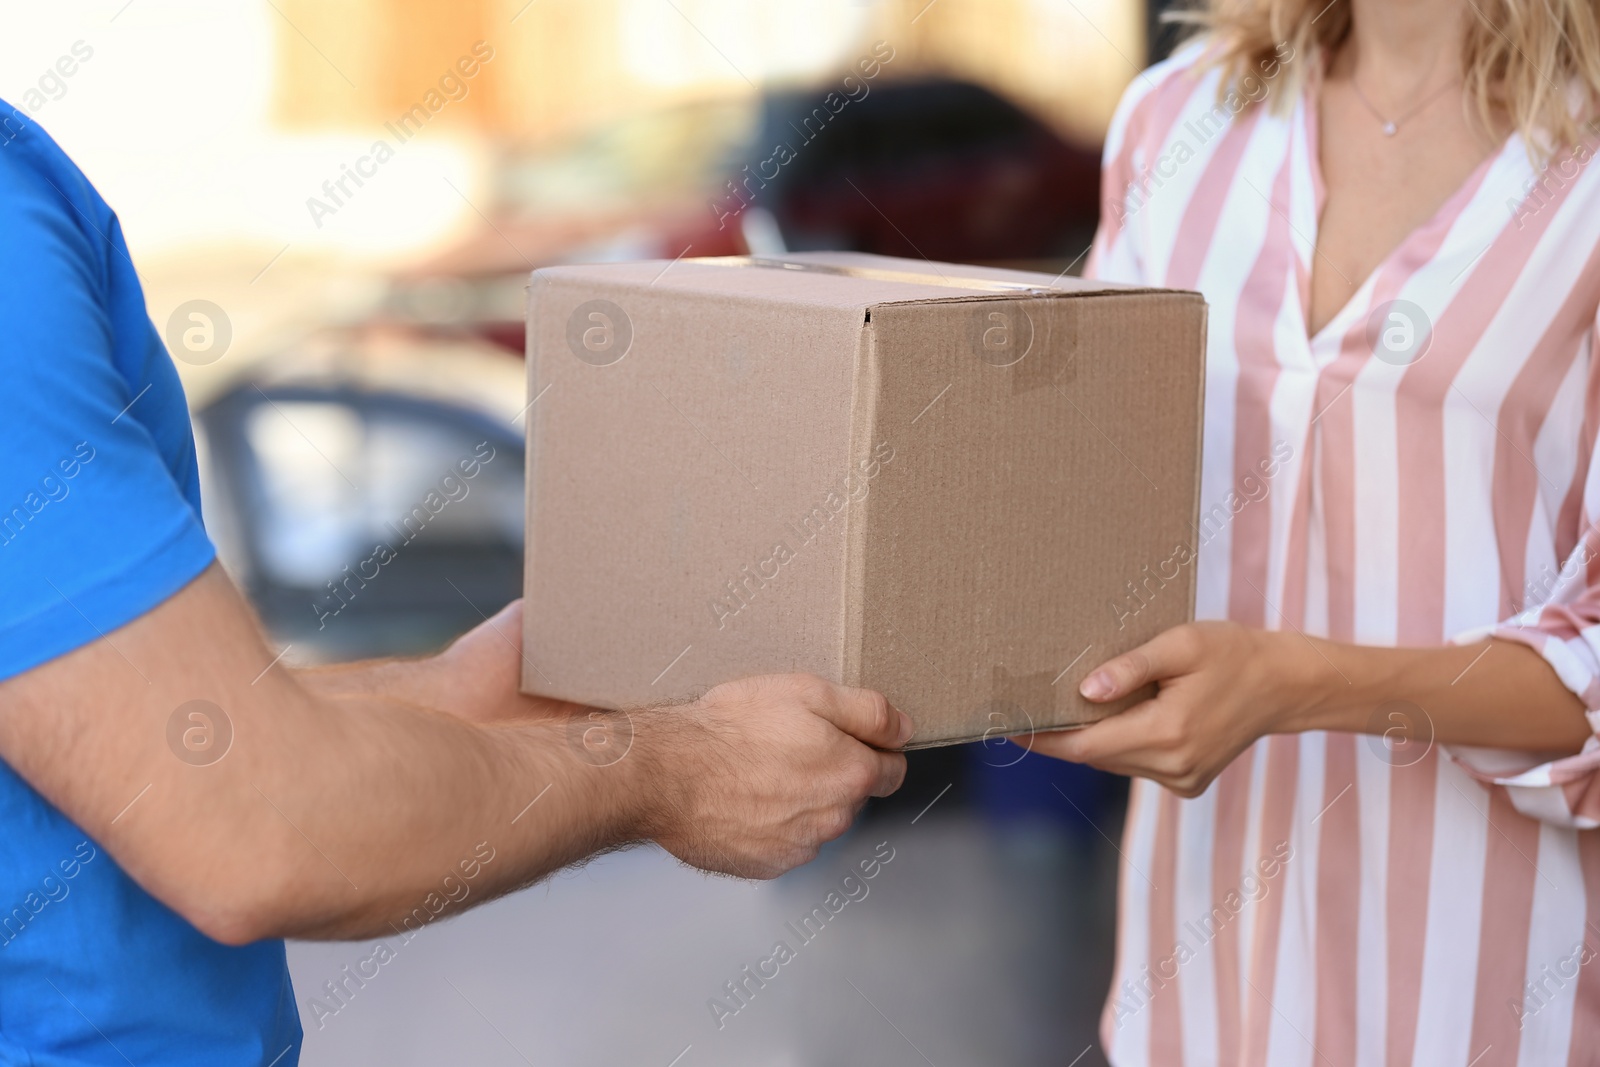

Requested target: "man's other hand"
[{"left": 303, "top": 599, "right": 590, "bottom": 724}]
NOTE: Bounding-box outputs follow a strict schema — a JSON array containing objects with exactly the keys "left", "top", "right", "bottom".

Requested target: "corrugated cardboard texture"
[
  {"left": 851, "top": 293, "right": 1207, "bottom": 744},
  {"left": 523, "top": 252, "right": 1206, "bottom": 747}
]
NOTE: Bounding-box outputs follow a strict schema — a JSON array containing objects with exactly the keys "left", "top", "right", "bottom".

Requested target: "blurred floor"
[{"left": 287, "top": 808, "right": 1120, "bottom": 1066}]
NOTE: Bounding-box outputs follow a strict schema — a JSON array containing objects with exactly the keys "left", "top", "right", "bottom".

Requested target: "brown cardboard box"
[{"left": 521, "top": 252, "right": 1205, "bottom": 747}]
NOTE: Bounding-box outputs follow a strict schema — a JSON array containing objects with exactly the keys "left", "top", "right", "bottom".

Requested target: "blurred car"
[
  {"left": 381, "top": 76, "right": 1100, "bottom": 352},
  {"left": 194, "top": 329, "right": 527, "bottom": 661},
  {"left": 751, "top": 77, "right": 1100, "bottom": 261}
]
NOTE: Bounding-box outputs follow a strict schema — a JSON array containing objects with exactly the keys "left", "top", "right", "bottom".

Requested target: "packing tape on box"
[
  {"left": 990, "top": 299, "right": 1078, "bottom": 397},
  {"left": 986, "top": 663, "right": 1060, "bottom": 734},
  {"left": 695, "top": 255, "right": 1057, "bottom": 293},
  {"left": 700, "top": 256, "right": 1080, "bottom": 395}
]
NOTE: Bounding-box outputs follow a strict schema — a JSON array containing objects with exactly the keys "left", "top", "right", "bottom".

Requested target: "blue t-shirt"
[{"left": 0, "top": 104, "right": 301, "bottom": 1063}]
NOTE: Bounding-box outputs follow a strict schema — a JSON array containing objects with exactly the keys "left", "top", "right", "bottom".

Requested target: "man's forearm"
[
  {"left": 227, "top": 691, "right": 656, "bottom": 942},
  {"left": 0, "top": 568, "right": 657, "bottom": 944}
]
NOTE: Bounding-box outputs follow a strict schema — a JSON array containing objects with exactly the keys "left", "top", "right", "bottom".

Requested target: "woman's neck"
[{"left": 1339, "top": 0, "right": 1468, "bottom": 93}]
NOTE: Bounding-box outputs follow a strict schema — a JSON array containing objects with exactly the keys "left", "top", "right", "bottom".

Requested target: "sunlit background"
[{"left": 2, "top": 1, "right": 1168, "bottom": 1062}]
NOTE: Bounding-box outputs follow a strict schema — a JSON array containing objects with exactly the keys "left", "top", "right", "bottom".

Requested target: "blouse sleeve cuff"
[{"left": 1441, "top": 624, "right": 1600, "bottom": 829}]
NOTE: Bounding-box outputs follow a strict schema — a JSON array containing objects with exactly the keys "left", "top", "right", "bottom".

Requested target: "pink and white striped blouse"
[{"left": 1087, "top": 41, "right": 1600, "bottom": 1067}]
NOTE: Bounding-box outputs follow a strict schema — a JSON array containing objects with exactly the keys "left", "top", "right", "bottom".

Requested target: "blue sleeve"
[{"left": 0, "top": 116, "right": 215, "bottom": 680}]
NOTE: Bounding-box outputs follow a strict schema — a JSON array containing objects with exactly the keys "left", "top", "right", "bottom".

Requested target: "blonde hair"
[{"left": 1170, "top": 0, "right": 1600, "bottom": 158}]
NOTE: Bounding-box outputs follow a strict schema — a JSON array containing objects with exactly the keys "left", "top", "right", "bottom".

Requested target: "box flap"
[{"left": 530, "top": 251, "right": 1162, "bottom": 316}]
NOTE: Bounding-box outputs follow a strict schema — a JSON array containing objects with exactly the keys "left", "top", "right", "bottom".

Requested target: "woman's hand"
[{"left": 1019, "top": 621, "right": 1313, "bottom": 797}]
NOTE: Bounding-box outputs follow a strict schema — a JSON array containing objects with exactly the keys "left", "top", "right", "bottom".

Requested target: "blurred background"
[{"left": 3, "top": 2, "right": 1180, "bottom": 1062}]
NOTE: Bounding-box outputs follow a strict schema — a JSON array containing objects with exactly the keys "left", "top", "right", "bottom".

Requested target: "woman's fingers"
[
  {"left": 1080, "top": 624, "right": 1203, "bottom": 701},
  {"left": 1019, "top": 698, "right": 1218, "bottom": 797},
  {"left": 1021, "top": 697, "right": 1161, "bottom": 764}
]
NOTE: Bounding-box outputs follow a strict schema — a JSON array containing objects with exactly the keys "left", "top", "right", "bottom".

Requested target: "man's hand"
[
  {"left": 640, "top": 676, "right": 910, "bottom": 879},
  {"left": 311, "top": 604, "right": 910, "bottom": 877}
]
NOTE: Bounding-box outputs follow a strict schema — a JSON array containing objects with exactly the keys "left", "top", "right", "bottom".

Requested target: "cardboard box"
[{"left": 522, "top": 252, "right": 1205, "bottom": 747}]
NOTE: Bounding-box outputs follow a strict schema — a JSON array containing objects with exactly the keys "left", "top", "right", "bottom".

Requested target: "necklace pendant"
[{"left": 1382, "top": 121, "right": 1398, "bottom": 137}]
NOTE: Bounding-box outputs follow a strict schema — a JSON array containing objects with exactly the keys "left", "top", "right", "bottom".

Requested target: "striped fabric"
[{"left": 1087, "top": 42, "right": 1600, "bottom": 1067}]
